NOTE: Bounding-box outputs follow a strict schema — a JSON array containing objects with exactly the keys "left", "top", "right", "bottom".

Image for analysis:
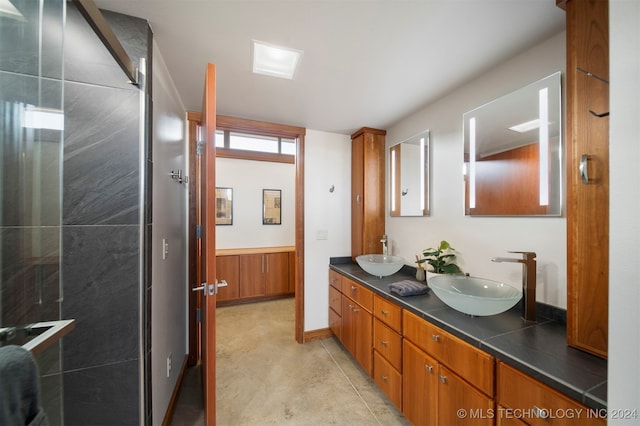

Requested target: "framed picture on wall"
[
  {"left": 215, "top": 187, "right": 233, "bottom": 225},
  {"left": 262, "top": 189, "right": 281, "bottom": 225}
]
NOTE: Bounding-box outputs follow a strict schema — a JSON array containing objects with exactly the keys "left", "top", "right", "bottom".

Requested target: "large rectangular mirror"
[
  {"left": 463, "top": 72, "right": 562, "bottom": 216},
  {"left": 390, "top": 130, "right": 429, "bottom": 217}
]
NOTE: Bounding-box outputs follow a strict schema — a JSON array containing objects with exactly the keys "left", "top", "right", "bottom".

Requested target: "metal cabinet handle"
[
  {"left": 381, "top": 375, "right": 388, "bottom": 382},
  {"left": 580, "top": 154, "right": 590, "bottom": 183},
  {"left": 380, "top": 310, "right": 388, "bottom": 316},
  {"left": 425, "top": 365, "right": 434, "bottom": 373},
  {"left": 380, "top": 340, "right": 389, "bottom": 347},
  {"left": 351, "top": 285, "right": 357, "bottom": 292},
  {"left": 439, "top": 375, "right": 447, "bottom": 384},
  {"left": 356, "top": 194, "right": 361, "bottom": 204},
  {"left": 533, "top": 406, "right": 549, "bottom": 419},
  {"left": 431, "top": 334, "right": 440, "bottom": 342}
]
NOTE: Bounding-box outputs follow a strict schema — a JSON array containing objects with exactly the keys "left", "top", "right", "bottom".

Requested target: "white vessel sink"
[
  {"left": 428, "top": 274, "right": 522, "bottom": 316},
  {"left": 356, "top": 254, "right": 405, "bottom": 278}
]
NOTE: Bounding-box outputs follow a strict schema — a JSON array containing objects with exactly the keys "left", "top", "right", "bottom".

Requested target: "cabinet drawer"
[
  {"left": 329, "top": 307, "right": 341, "bottom": 340},
  {"left": 497, "top": 362, "right": 605, "bottom": 426},
  {"left": 343, "top": 278, "right": 373, "bottom": 312},
  {"left": 329, "top": 269, "right": 342, "bottom": 291},
  {"left": 373, "top": 294, "right": 402, "bottom": 333},
  {"left": 329, "top": 285, "right": 342, "bottom": 315},
  {"left": 403, "top": 310, "right": 494, "bottom": 396},
  {"left": 374, "top": 319, "right": 402, "bottom": 371},
  {"left": 373, "top": 350, "right": 402, "bottom": 410}
]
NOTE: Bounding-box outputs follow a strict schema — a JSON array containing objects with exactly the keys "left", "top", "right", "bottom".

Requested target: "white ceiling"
[{"left": 94, "top": 0, "right": 566, "bottom": 135}]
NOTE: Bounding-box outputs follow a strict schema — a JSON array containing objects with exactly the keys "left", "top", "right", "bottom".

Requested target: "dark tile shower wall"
[
  {"left": 1, "top": 1, "right": 152, "bottom": 424},
  {"left": 60, "top": 6, "right": 152, "bottom": 426}
]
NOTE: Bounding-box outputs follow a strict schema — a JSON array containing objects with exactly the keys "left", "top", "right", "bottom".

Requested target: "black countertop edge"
[{"left": 328, "top": 260, "right": 608, "bottom": 410}]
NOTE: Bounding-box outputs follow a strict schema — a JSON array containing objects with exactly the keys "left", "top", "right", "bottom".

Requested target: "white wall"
[
  {"left": 304, "top": 129, "right": 352, "bottom": 331},
  {"left": 216, "top": 157, "right": 295, "bottom": 249},
  {"left": 608, "top": 0, "right": 640, "bottom": 419},
  {"left": 150, "top": 40, "right": 188, "bottom": 422},
  {"left": 386, "top": 31, "right": 568, "bottom": 308}
]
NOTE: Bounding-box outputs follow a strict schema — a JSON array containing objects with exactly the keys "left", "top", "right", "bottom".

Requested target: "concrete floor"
[{"left": 171, "top": 298, "right": 409, "bottom": 425}]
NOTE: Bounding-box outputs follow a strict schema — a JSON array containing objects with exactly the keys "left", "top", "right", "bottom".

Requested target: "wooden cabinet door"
[
  {"left": 239, "top": 254, "right": 265, "bottom": 298},
  {"left": 373, "top": 350, "right": 402, "bottom": 410},
  {"left": 265, "top": 252, "right": 289, "bottom": 295},
  {"left": 403, "top": 339, "right": 438, "bottom": 426},
  {"left": 351, "top": 128, "right": 386, "bottom": 260},
  {"left": 215, "top": 255, "right": 239, "bottom": 302},
  {"left": 565, "top": 0, "right": 609, "bottom": 358},
  {"left": 341, "top": 294, "right": 355, "bottom": 355},
  {"left": 438, "top": 365, "right": 494, "bottom": 426},
  {"left": 361, "top": 130, "right": 386, "bottom": 256},
  {"left": 353, "top": 304, "right": 372, "bottom": 375}
]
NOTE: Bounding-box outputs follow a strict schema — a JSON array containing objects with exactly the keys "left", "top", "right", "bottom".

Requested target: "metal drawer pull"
[
  {"left": 380, "top": 340, "right": 389, "bottom": 347},
  {"left": 533, "top": 406, "right": 549, "bottom": 419},
  {"left": 381, "top": 375, "right": 388, "bottom": 382},
  {"left": 431, "top": 334, "right": 440, "bottom": 342},
  {"left": 579, "top": 154, "right": 590, "bottom": 184},
  {"left": 380, "top": 310, "right": 388, "bottom": 316},
  {"left": 439, "top": 375, "right": 447, "bottom": 384},
  {"left": 425, "top": 365, "right": 433, "bottom": 373},
  {"left": 351, "top": 286, "right": 357, "bottom": 291}
]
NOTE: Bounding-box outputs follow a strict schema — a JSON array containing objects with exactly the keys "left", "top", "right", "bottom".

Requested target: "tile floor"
[{"left": 171, "top": 298, "right": 409, "bottom": 425}]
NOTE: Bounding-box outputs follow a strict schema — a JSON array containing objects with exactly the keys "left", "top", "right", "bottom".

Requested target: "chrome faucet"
[
  {"left": 491, "top": 251, "right": 537, "bottom": 323},
  {"left": 380, "top": 235, "right": 388, "bottom": 255}
]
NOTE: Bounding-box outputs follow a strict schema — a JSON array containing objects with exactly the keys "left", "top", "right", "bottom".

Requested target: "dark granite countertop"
[{"left": 329, "top": 259, "right": 607, "bottom": 410}]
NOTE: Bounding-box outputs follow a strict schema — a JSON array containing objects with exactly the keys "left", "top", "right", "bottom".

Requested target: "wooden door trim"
[{"left": 186, "top": 113, "right": 306, "bottom": 350}]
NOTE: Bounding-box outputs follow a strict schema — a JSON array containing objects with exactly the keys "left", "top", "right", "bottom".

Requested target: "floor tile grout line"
[{"left": 320, "top": 339, "right": 383, "bottom": 426}]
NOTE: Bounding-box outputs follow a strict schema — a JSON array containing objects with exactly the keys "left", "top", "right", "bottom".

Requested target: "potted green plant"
[{"left": 416, "top": 240, "right": 462, "bottom": 275}]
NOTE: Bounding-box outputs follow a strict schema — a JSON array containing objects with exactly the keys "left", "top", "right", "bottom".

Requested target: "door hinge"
[
  {"left": 195, "top": 308, "right": 201, "bottom": 323},
  {"left": 195, "top": 224, "right": 202, "bottom": 239}
]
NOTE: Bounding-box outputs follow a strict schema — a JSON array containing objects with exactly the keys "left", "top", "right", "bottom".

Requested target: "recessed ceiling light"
[
  {"left": 508, "top": 119, "right": 540, "bottom": 133},
  {"left": 251, "top": 40, "right": 303, "bottom": 80}
]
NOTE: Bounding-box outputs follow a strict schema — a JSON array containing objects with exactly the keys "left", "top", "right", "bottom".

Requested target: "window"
[{"left": 215, "top": 116, "right": 304, "bottom": 164}]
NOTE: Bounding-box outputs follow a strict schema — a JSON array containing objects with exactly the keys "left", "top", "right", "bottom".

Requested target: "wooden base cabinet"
[
  {"left": 328, "top": 274, "right": 342, "bottom": 340},
  {"left": 239, "top": 252, "right": 289, "bottom": 298},
  {"left": 333, "top": 276, "right": 373, "bottom": 376},
  {"left": 216, "top": 255, "right": 240, "bottom": 302},
  {"left": 403, "top": 339, "right": 438, "bottom": 426},
  {"left": 372, "top": 295, "right": 403, "bottom": 410},
  {"left": 216, "top": 248, "right": 293, "bottom": 305},
  {"left": 403, "top": 339, "right": 494, "bottom": 426},
  {"left": 403, "top": 310, "right": 495, "bottom": 426},
  {"left": 497, "top": 362, "right": 605, "bottom": 426}
]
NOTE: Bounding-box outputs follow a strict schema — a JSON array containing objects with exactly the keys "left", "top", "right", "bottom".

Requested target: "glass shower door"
[{"left": 1, "top": 0, "right": 68, "bottom": 423}]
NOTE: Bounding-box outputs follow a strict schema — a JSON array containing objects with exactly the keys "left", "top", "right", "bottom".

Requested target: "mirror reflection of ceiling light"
[
  {"left": 23, "top": 107, "right": 65, "bottom": 131},
  {"left": 508, "top": 118, "right": 541, "bottom": 133},
  {"left": 469, "top": 117, "right": 476, "bottom": 209},
  {"left": 419, "top": 137, "right": 425, "bottom": 211},
  {"left": 251, "top": 40, "right": 303, "bottom": 80},
  {"left": 0, "top": 0, "right": 25, "bottom": 21},
  {"left": 390, "top": 148, "right": 396, "bottom": 211},
  {"left": 538, "top": 87, "right": 549, "bottom": 206}
]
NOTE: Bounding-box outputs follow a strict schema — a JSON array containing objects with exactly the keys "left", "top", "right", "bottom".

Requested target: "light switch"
[
  {"left": 316, "top": 230, "right": 328, "bottom": 240},
  {"left": 162, "top": 238, "right": 169, "bottom": 259}
]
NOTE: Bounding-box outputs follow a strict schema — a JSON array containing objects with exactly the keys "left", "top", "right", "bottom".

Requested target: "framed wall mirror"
[
  {"left": 390, "top": 130, "right": 429, "bottom": 217},
  {"left": 463, "top": 71, "right": 562, "bottom": 216}
]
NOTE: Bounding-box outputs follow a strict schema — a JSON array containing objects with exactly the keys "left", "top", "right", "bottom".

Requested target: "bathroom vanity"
[{"left": 329, "top": 260, "right": 607, "bottom": 425}]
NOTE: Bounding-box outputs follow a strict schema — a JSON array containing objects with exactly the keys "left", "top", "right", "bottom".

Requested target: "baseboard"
[
  {"left": 162, "top": 354, "right": 189, "bottom": 426},
  {"left": 303, "top": 327, "right": 333, "bottom": 342}
]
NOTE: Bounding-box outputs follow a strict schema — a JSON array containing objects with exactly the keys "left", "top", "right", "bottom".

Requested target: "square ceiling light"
[{"left": 251, "top": 40, "right": 303, "bottom": 80}]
